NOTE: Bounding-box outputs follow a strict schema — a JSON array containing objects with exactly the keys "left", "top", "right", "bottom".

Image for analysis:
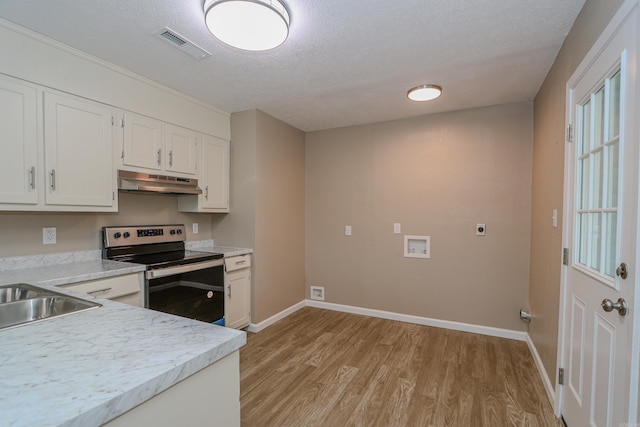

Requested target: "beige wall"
[
  {"left": 529, "top": 0, "right": 625, "bottom": 385},
  {"left": 0, "top": 192, "right": 212, "bottom": 257},
  {"left": 211, "top": 110, "right": 257, "bottom": 249},
  {"left": 306, "top": 103, "right": 533, "bottom": 331},
  {"left": 213, "top": 109, "right": 305, "bottom": 324}
]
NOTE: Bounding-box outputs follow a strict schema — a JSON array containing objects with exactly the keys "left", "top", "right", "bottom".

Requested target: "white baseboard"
[
  {"left": 248, "top": 299, "right": 527, "bottom": 341},
  {"left": 245, "top": 300, "right": 306, "bottom": 333},
  {"left": 525, "top": 333, "right": 556, "bottom": 406},
  {"left": 306, "top": 299, "right": 527, "bottom": 341}
]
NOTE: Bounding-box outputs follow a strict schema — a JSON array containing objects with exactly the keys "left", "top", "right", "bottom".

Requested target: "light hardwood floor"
[{"left": 240, "top": 307, "right": 561, "bottom": 427}]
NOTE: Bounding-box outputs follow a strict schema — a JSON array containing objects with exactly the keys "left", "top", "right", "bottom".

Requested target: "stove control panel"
[
  {"left": 138, "top": 228, "right": 164, "bottom": 237},
  {"left": 103, "top": 224, "right": 186, "bottom": 248}
]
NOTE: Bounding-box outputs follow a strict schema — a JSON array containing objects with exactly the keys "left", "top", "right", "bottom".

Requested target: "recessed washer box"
[{"left": 404, "top": 235, "right": 430, "bottom": 259}]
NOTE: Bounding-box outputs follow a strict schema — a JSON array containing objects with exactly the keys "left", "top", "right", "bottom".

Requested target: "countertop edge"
[{"left": 68, "top": 333, "right": 246, "bottom": 427}]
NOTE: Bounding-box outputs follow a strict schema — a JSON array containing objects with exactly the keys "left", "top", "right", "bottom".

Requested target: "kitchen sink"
[
  {"left": 0, "top": 283, "right": 101, "bottom": 330},
  {"left": 0, "top": 284, "right": 46, "bottom": 303}
]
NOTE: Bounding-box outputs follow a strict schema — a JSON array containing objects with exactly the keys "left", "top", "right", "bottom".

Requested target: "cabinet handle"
[
  {"left": 157, "top": 149, "right": 161, "bottom": 166},
  {"left": 169, "top": 150, "right": 173, "bottom": 167},
  {"left": 50, "top": 169, "right": 56, "bottom": 191},
  {"left": 228, "top": 285, "right": 231, "bottom": 298},
  {"left": 205, "top": 186, "right": 209, "bottom": 200},
  {"left": 88, "top": 287, "right": 112, "bottom": 295},
  {"left": 235, "top": 260, "right": 246, "bottom": 264},
  {"left": 29, "top": 166, "right": 35, "bottom": 190}
]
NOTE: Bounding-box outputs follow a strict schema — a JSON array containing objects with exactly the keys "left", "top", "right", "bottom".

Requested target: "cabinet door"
[
  {"left": 202, "top": 135, "right": 230, "bottom": 210},
  {"left": 0, "top": 76, "right": 38, "bottom": 205},
  {"left": 44, "top": 92, "right": 114, "bottom": 207},
  {"left": 164, "top": 124, "right": 197, "bottom": 175},
  {"left": 122, "top": 112, "right": 163, "bottom": 171},
  {"left": 225, "top": 268, "right": 251, "bottom": 329}
]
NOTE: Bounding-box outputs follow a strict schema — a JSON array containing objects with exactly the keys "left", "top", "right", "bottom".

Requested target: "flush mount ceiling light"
[
  {"left": 204, "top": 0, "right": 290, "bottom": 51},
  {"left": 407, "top": 84, "right": 442, "bottom": 102}
]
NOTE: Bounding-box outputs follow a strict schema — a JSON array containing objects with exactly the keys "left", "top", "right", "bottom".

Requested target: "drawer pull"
[
  {"left": 87, "top": 287, "right": 112, "bottom": 295},
  {"left": 235, "top": 260, "right": 246, "bottom": 264}
]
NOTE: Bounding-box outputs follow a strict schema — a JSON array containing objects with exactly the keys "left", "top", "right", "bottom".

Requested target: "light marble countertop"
[
  {"left": 186, "top": 240, "right": 253, "bottom": 258},
  {"left": 0, "top": 252, "right": 246, "bottom": 427},
  {"left": 0, "top": 259, "right": 146, "bottom": 287}
]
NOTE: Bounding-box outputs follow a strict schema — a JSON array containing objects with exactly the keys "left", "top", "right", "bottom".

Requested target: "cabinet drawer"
[
  {"left": 224, "top": 254, "right": 251, "bottom": 272},
  {"left": 63, "top": 274, "right": 141, "bottom": 301}
]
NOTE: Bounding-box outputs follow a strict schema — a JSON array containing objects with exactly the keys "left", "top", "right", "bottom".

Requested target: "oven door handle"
[{"left": 146, "top": 259, "right": 224, "bottom": 279}]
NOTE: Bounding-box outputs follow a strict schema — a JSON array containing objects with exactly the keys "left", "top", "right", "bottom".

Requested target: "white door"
[{"left": 562, "top": 4, "right": 638, "bottom": 426}]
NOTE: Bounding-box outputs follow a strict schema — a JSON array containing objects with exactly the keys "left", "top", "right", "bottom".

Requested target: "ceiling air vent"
[
  {"left": 154, "top": 27, "right": 211, "bottom": 61},
  {"left": 160, "top": 29, "right": 187, "bottom": 46}
]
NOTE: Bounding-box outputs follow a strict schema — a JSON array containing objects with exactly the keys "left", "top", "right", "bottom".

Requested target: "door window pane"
[
  {"left": 589, "top": 213, "right": 601, "bottom": 271},
  {"left": 605, "top": 142, "right": 619, "bottom": 208},
  {"left": 578, "top": 213, "right": 588, "bottom": 265},
  {"left": 604, "top": 213, "right": 617, "bottom": 277},
  {"left": 593, "top": 87, "right": 604, "bottom": 150},
  {"left": 578, "top": 158, "right": 588, "bottom": 209},
  {"left": 608, "top": 71, "right": 620, "bottom": 140},
  {"left": 581, "top": 100, "right": 591, "bottom": 155},
  {"left": 590, "top": 149, "right": 603, "bottom": 209}
]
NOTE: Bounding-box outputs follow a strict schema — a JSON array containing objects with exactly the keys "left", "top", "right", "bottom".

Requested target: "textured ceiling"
[{"left": 0, "top": 0, "right": 586, "bottom": 132}]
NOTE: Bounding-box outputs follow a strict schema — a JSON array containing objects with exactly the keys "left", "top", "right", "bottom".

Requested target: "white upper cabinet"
[
  {"left": 164, "top": 124, "right": 198, "bottom": 175},
  {"left": 178, "top": 134, "right": 229, "bottom": 213},
  {"left": 122, "top": 112, "right": 163, "bottom": 171},
  {"left": 120, "top": 112, "right": 197, "bottom": 177},
  {"left": 0, "top": 75, "right": 38, "bottom": 205},
  {"left": 43, "top": 91, "right": 115, "bottom": 209}
]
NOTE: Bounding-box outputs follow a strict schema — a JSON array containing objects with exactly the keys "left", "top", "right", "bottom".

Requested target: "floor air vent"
[{"left": 154, "top": 27, "right": 211, "bottom": 61}]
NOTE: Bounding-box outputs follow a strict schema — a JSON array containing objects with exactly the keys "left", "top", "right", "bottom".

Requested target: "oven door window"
[{"left": 147, "top": 266, "right": 224, "bottom": 323}]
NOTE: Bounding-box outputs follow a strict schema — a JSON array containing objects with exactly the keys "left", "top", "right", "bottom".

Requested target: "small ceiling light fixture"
[
  {"left": 204, "top": 0, "right": 290, "bottom": 51},
  {"left": 407, "top": 84, "right": 442, "bottom": 102}
]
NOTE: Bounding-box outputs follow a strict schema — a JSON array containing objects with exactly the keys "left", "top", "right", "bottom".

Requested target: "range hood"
[{"left": 118, "top": 170, "right": 202, "bottom": 195}]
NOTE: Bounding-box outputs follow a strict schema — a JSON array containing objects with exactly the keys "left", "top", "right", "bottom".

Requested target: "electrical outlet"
[
  {"left": 345, "top": 225, "right": 352, "bottom": 236},
  {"left": 192, "top": 223, "right": 199, "bottom": 234},
  {"left": 43, "top": 227, "right": 57, "bottom": 245},
  {"left": 310, "top": 286, "right": 325, "bottom": 301}
]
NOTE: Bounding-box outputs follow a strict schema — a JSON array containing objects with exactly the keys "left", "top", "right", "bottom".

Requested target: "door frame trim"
[{"left": 557, "top": 0, "right": 640, "bottom": 419}]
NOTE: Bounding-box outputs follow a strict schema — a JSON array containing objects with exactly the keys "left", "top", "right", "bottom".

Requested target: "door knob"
[
  {"left": 601, "top": 298, "right": 628, "bottom": 316},
  {"left": 616, "top": 263, "right": 628, "bottom": 279}
]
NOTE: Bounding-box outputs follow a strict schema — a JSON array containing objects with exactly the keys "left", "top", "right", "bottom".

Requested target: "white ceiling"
[{"left": 0, "top": 0, "right": 586, "bottom": 132}]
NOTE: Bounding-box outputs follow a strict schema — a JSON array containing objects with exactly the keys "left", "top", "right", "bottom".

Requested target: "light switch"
[
  {"left": 192, "top": 223, "right": 199, "bottom": 234},
  {"left": 394, "top": 223, "right": 401, "bottom": 234},
  {"left": 345, "top": 225, "right": 352, "bottom": 236},
  {"left": 552, "top": 209, "right": 558, "bottom": 228}
]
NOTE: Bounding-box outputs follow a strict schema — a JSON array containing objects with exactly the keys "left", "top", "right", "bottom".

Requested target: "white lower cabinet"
[
  {"left": 224, "top": 255, "right": 251, "bottom": 329},
  {"left": 62, "top": 273, "right": 143, "bottom": 307},
  {"left": 104, "top": 350, "right": 240, "bottom": 427}
]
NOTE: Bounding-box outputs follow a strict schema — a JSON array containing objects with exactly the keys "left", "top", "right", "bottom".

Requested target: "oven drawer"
[
  {"left": 224, "top": 254, "right": 251, "bottom": 272},
  {"left": 62, "top": 274, "right": 142, "bottom": 306}
]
